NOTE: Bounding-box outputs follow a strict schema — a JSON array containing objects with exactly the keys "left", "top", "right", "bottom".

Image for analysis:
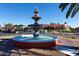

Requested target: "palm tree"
[{"left": 59, "top": 3, "right": 79, "bottom": 19}]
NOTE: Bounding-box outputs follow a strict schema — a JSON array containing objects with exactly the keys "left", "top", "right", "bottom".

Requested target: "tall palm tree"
[{"left": 59, "top": 3, "right": 79, "bottom": 19}]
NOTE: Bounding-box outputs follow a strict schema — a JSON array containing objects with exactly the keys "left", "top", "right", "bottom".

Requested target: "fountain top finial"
[
  {"left": 34, "top": 6, "right": 39, "bottom": 13},
  {"left": 32, "top": 6, "right": 41, "bottom": 21}
]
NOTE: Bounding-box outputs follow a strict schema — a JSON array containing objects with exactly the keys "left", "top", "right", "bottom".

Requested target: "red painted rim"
[{"left": 12, "top": 40, "right": 60, "bottom": 48}]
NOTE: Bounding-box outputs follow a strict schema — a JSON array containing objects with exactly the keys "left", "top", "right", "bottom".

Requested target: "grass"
[
  {"left": 0, "top": 33, "right": 24, "bottom": 39},
  {"left": 63, "top": 36, "right": 79, "bottom": 40},
  {"left": 58, "top": 33, "right": 79, "bottom": 40}
]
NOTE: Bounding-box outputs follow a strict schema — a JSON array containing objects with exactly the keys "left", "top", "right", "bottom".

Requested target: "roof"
[
  {"left": 28, "top": 24, "right": 65, "bottom": 28},
  {"left": 46, "top": 24, "right": 65, "bottom": 27}
]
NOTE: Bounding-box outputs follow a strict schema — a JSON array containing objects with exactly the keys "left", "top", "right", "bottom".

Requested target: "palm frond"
[
  {"left": 71, "top": 8, "right": 79, "bottom": 18},
  {"left": 66, "top": 3, "right": 76, "bottom": 19},
  {"left": 59, "top": 3, "right": 69, "bottom": 11},
  {"left": 71, "top": 4, "right": 79, "bottom": 18}
]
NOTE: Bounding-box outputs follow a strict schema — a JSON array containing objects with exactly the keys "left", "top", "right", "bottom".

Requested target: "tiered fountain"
[{"left": 12, "top": 7, "right": 60, "bottom": 48}]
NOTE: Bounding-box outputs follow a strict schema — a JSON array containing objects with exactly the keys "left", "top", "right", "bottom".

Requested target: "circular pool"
[{"left": 12, "top": 34, "right": 60, "bottom": 48}]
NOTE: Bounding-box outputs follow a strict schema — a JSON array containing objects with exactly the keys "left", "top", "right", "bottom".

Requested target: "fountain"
[
  {"left": 32, "top": 7, "right": 41, "bottom": 38},
  {"left": 12, "top": 7, "right": 60, "bottom": 48}
]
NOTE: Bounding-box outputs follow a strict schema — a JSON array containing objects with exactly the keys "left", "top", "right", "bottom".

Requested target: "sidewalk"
[
  {"left": 54, "top": 37, "right": 79, "bottom": 56},
  {"left": 59, "top": 37, "right": 79, "bottom": 48}
]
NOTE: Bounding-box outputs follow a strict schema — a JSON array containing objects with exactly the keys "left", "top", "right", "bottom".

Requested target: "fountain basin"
[{"left": 12, "top": 35, "right": 60, "bottom": 48}]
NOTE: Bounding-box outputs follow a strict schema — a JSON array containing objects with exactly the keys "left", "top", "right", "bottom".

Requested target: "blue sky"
[{"left": 0, "top": 3, "right": 79, "bottom": 28}]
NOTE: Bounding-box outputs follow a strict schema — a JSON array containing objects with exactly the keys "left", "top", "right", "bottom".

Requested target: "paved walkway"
[
  {"left": 59, "top": 37, "right": 79, "bottom": 49},
  {"left": 54, "top": 37, "right": 79, "bottom": 56},
  {"left": 59, "top": 37, "right": 74, "bottom": 46}
]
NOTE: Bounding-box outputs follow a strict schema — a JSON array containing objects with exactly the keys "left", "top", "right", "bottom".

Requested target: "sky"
[{"left": 0, "top": 3, "right": 79, "bottom": 28}]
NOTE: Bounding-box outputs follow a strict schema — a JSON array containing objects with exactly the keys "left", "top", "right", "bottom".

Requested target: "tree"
[
  {"left": 18, "top": 24, "right": 24, "bottom": 29},
  {"left": 14, "top": 24, "right": 24, "bottom": 31},
  {"left": 5, "top": 23, "right": 13, "bottom": 29},
  {"left": 59, "top": 3, "right": 79, "bottom": 19},
  {"left": 64, "top": 22, "right": 67, "bottom": 24},
  {"left": 50, "top": 23, "right": 54, "bottom": 24}
]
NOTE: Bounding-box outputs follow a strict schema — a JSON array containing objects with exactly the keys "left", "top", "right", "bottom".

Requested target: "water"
[{"left": 13, "top": 34, "right": 57, "bottom": 42}]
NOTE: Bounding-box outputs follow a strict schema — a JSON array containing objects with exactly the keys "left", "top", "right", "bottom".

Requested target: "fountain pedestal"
[
  {"left": 31, "top": 7, "right": 41, "bottom": 37},
  {"left": 33, "top": 32, "right": 39, "bottom": 38}
]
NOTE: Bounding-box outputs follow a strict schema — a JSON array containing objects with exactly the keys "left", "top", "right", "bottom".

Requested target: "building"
[
  {"left": 28, "top": 23, "right": 71, "bottom": 33},
  {"left": 42, "top": 24, "right": 64, "bottom": 30}
]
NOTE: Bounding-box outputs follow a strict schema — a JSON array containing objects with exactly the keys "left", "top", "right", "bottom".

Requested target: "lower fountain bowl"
[{"left": 12, "top": 35, "right": 60, "bottom": 48}]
